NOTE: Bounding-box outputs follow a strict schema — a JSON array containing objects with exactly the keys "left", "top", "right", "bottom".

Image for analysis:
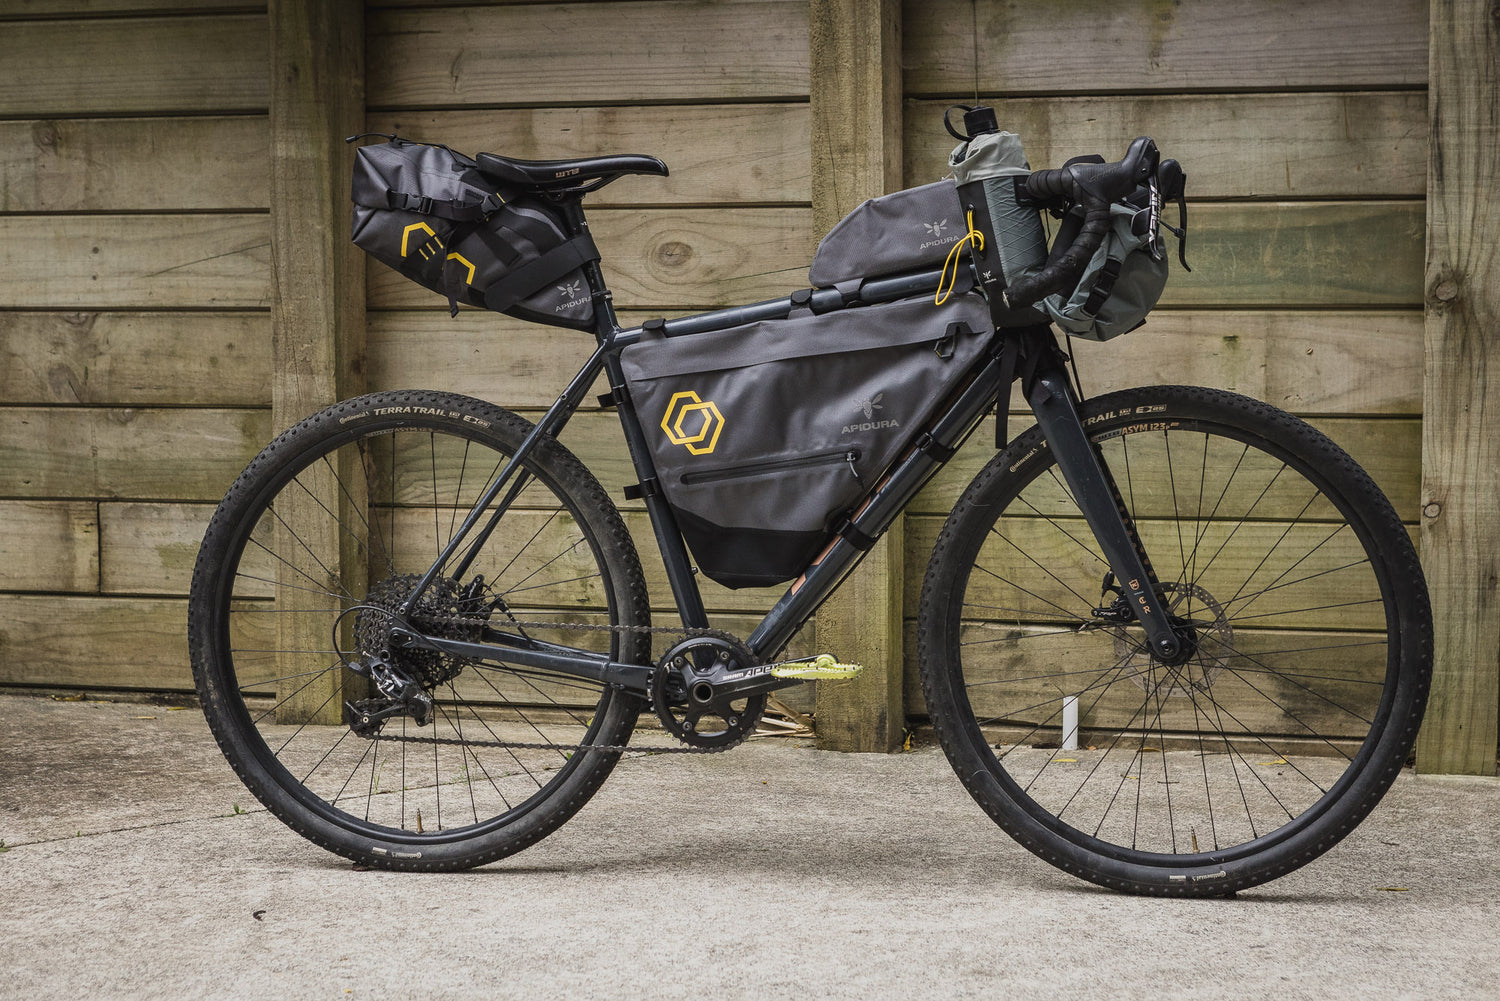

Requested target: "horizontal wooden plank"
[
  {"left": 0, "top": 1, "right": 253, "bottom": 15},
  {"left": 1160, "top": 202, "right": 1423, "bottom": 307},
  {"left": 0, "top": 15, "right": 267, "bottom": 116},
  {"left": 114, "top": 491, "right": 788, "bottom": 617},
  {"left": 0, "top": 215, "right": 270, "bottom": 308},
  {"left": 368, "top": 2, "right": 809, "bottom": 107},
  {"left": 0, "top": 312, "right": 270, "bottom": 406},
  {"left": 352, "top": 402, "right": 1418, "bottom": 526},
  {"left": 0, "top": 408, "right": 268, "bottom": 500},
  {"left": 370, "top": 504, "right": 786, "bottom": 616},
  {"left": 376, "top": 0, "right": 805, "bottom": 5},
  {"left": 367, "top": 308, "right": 1423, "bottom": 416},
  {"left": 367, "top": 207, "right": 815, "bottom": 310},
  {"left": 366, "top": 309, "right": 657, "bottom": 404},
  {"left": 100, "top": 502, "right": 231, "bottom": 596},
  {"left": 1068, "top": 311, "right": 1424, "bottom": 416},
  {"left": 914, "top": 415, "right": 1420, "bottom": 520},
  {"left": 0, "top": 117, "right": 268, "bottom": 212},
  {"left": 0, "top": 590, "right": 801, "bottom": 699},
  {"left": 365, "top": 105, "right": 811, "bottom": 206},
  {"left": 903, "top": 514, "right": 1412, "bottom": 634},
  {"left": 0, "top": 501, "right": 98, "bottom": 592},
  {"left": 0, "top": 595, "right": 222, "bottom": 689},
  {"left": 904, "top": 93, "right": 1428, "bottom": 198},
  {"left": 368, "top": 202, "right": 1420, "bottom": 311},
  {"left": 905, "top": 0, "right": 1427, "bottom": 95},
  {"left": 902, "top": 621, "right": 1389, "bottom": 740}
]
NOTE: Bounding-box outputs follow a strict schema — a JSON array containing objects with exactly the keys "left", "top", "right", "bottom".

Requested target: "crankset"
[{"left": 649, "top": 633, "right": 768, "bottom": 749}]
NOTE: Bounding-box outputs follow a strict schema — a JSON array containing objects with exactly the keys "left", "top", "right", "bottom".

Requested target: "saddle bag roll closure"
[
  {"left": 349, "top": 136, "right": 599, "bottom": 330},
  {"left": 619, "top": 292, "right": 993, "bottom": 589}
]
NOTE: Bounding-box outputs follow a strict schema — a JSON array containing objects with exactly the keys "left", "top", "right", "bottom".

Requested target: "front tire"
[
  {"left": 188, "top": 391, "right": 652, "bottom": 870},
  {"left": 918, "top": 386, "right": 1431, "bottom": 895}
]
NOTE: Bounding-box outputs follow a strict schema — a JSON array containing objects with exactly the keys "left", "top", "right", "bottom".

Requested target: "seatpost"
[{"left": 554, "top": 198, "right": 622, "bottom": 343}]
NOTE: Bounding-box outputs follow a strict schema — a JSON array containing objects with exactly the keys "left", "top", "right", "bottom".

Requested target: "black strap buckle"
[
  {"left": 623, "top": 478, "right": 659, "bottom": 502},
  {"left": 916, "top": 433, "right": 957, "bottom": 464}
]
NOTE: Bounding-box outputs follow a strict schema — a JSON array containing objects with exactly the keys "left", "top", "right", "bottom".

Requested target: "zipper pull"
[{"left": 845, "top": 450, "right": 863, "bottom": 485}]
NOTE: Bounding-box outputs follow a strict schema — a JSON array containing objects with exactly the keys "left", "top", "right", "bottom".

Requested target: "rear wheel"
[
  {"left": 919, "top": 386, "right": 1431, "bottom": 895},
  {"left": 188, "top": 391, "right": 651, "bottom": 870}
]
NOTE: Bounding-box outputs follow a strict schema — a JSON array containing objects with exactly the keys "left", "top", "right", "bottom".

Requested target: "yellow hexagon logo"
[
  {"left": 661, "top": 391, "right": 724, "bottom": 455},
  {"left": 400, "top": 221, "right": 437, "bottom": 257}
]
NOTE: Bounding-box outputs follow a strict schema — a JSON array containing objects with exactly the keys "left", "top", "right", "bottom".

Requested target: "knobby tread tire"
[
  {"left": 918, "top": 386, "right": 1432, "bottom": 896},
  {"left": 189, "top": 391, "right": 652, "bottom": 871}
]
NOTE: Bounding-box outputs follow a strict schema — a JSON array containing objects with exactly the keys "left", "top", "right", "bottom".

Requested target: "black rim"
[
  {"left": 204, "top": 411, "right": 628, "bottom": 844},
  {"left": 944, "top": 398, "right": 1405, "bottom": 867}
]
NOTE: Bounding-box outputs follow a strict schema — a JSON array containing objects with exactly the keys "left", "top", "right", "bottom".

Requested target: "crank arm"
[
  {"left": 389, "top": 626, "right": 656, "bottom": 692},
  {"left": 694, "top": 661, "right": 805, "bottom": 701},
  {"left": 1025, "top": 367, "right": 1183, "bottom": 660}
]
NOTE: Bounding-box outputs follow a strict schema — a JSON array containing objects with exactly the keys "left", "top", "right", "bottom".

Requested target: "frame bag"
[
  {"left": 350, "top": 137, "right": 597, "bottom": 329},
  {"left": 621, "top": 293, "right": 992, "bottom": 588}
]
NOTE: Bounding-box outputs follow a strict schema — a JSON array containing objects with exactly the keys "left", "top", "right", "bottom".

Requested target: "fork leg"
[{"left": 1025, "top": 364, "right": 1184, "bottom": 661}]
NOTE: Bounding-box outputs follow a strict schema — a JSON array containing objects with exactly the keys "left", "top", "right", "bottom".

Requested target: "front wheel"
[
  {"left": 919, "top": 386, "right": 1430, "bottom": 896},
  {"left": 188, "top": 391, "right": 652, "bottom": 870}
]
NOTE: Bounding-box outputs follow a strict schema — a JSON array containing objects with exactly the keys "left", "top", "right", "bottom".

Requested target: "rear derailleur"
[{"left": 344, "top": 650, "right": 434, "bottom": 736}]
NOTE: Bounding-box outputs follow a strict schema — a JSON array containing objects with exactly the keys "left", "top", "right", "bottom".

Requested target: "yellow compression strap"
[{"left": 935, "top": 210, "right": 984, "bottom": 306}]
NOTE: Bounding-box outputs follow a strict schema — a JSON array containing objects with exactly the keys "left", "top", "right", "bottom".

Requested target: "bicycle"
[{"left": 188, "top": 112, "right": 1431, "bottom": 896}]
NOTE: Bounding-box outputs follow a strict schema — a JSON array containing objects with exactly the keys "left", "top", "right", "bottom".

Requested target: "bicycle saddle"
[{"left": 475, "top": 152, "right": 669, "bottom": 189}]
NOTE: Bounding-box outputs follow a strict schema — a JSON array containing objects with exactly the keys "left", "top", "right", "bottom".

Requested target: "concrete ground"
[{"left": 1, "top": 693, "right": 1496, "bottom": 1001}]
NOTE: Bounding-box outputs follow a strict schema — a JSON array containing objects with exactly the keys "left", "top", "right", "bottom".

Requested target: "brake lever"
[{"left": 1132, "top": 174, "right": 1166, "bottom": 262}]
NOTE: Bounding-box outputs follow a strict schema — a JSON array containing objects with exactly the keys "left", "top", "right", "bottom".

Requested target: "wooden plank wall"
[
  {"left": 361, "top": 0, "right": 820, "bottom": 674},
  {"left": 0, "top": 2, "right": 271, "bottom": 691},
  {"left": 899, "top": 0, "right": 1429, "bottom": 719}
]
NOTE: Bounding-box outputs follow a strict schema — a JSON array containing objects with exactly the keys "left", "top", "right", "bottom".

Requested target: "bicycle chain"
[{"left": 364, "top": 612, "right": 783, "bottom": 755}]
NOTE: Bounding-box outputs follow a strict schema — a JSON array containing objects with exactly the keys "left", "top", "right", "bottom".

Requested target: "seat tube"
[
  {"left": 1025, "top": 365, "right": 1183, "bottom": 661},
  {"left": 555, "top": 197, "right": 711, "bottom": 630}
]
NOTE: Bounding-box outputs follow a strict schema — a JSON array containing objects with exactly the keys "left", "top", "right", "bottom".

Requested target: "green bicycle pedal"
[{"left": 769, "top": 653, "right": 864, "bottom": 680}]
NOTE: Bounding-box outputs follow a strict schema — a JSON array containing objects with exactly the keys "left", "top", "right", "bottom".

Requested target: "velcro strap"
[
  {"left": 916, "top": 433, "right": 957, "bottom": 463},
  {"left": 831, "top": 515, "right": 877, "bottom": 552},
  {"left": 483, "top": 234, "right": 600, "bottom": 312},
  {"left": 623, "top": 478, "right": 659, "bottom": 501},
  {"left": 1082, "top": 257, "right": 1124, "bottom": 316},
  {"left": 386, "top": 189, "right": 505, "bottom": 222}
]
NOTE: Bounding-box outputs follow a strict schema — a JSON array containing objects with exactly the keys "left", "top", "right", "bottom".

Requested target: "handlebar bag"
[
  {"left": 350, "top": 137, "right": 596, "bottom": 330},
  {"left": 620, "top": 292, "right": 992, "bottom": 589},
  {"left": 808, "top": 181, "right": 969, "bottom": 291},
  {"left": 1039, "top": 190, "right": 1169, "bottom": 341}
]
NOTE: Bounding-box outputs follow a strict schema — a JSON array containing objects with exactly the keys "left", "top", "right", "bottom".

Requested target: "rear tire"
[
  {"left": 919, "top": 386, "right": 1431, "bottom": 895},
  {"left": 189, "top": 391, "right": 651, "bottom": 870}
]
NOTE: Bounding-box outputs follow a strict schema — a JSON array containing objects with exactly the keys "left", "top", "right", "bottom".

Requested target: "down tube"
[{"left": 745, "top": 352, "right": 1009, "bottom": 660}]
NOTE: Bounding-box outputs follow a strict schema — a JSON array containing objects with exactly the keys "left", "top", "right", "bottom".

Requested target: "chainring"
[{"left": 649, "top": 632, "right": 766, "bottom": 749}]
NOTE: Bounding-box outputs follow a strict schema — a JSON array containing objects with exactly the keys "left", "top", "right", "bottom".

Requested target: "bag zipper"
[{"left": 680, "top": 448, "right": 861, "bottom": 486}]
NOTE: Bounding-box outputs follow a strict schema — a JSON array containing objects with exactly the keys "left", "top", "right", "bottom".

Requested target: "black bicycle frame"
[{"left": 394, "top": 198, "right": 1184, "bottom": 696}]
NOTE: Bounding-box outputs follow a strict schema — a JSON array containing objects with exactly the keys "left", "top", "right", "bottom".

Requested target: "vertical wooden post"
[
  {"left": 809, "top": 0, "right": 905, "bottom": 752},
  {"left": 269, "top": 0, "right": 367, "bottom": 724},
  {"left": 1415, "top": 0, "right": 1500, "bottom": 775}
]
